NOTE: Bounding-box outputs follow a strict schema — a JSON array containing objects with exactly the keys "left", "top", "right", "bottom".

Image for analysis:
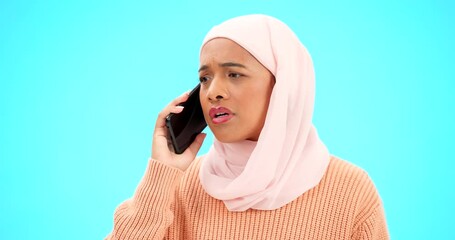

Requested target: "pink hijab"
[{"left": 199, "top": 14, "right": 330, "bottom": 211}]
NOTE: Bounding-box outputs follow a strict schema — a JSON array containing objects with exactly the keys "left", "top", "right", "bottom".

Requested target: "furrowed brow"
[
  {"left": 198, "top": 65, "right": 209, "bottom": 72},
  {"left": 220, "top": 62, "right": 247, "bottom": 69}
]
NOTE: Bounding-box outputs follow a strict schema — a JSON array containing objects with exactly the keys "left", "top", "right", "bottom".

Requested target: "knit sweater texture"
[{"left": 106, "top": 156, "right": 389, "bottom": 239}]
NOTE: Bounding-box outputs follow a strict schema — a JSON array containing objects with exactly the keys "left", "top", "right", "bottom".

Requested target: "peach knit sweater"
[{"left": 106, "top": 156, "right": 389, "bottom": 239}]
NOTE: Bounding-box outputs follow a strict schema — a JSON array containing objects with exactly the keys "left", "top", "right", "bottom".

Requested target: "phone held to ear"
[{"left": 166, "top": 84, "right": 207, "bottom": 154}]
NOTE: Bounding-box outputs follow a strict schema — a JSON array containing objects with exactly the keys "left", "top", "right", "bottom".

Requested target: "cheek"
[
  {"left": 250, "top": 85, "right": 273, "bottom": 120},
  {"left": 238, "top": 91, "right": 269, "bottom": 120},
  {"left": 199, "top": 97, "right": 210, "bottom": 116}
]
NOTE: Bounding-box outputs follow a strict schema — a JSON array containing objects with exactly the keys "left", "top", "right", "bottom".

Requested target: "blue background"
[{"left": 1, "top": 0, "right": 454, "bottom": 239}]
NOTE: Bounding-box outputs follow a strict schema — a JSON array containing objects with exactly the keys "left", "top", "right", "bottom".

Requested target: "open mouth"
[
  {"left": 209, "top": 107, "right": 233, "bottom": 124},
  {"left": 215, "top": 112, "right": 229, "bottom": 118}
]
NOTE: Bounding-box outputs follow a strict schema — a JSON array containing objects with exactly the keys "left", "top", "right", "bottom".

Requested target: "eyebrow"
[{"left": 198, "top": 62, "right": 247, "bottom": 72}]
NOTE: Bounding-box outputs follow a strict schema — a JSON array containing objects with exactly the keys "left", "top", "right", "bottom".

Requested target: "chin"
[
  {"left": 213, "top": 134, "right": 239, "bottom": 143},
  {"left": 210, "top": 128, "right": 243, "bottom": 143}
]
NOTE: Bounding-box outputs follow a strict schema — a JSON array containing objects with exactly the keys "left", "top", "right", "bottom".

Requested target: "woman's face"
[{"left": 199, "top": 38, "right": 275, "bottom": 142}]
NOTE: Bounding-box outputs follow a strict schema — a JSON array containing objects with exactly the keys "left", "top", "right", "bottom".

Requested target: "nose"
[{"left": 206, "top": 77, "right": 229, "bottom": 102}]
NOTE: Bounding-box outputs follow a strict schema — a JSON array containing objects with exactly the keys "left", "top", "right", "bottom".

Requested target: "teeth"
[{"left": 215, "top": 113, "right": 228, "bottom": 118}]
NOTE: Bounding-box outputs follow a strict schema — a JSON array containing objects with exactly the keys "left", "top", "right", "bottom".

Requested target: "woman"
[{"left": 106, "top": 14, "right": 389, "bottom": 239}]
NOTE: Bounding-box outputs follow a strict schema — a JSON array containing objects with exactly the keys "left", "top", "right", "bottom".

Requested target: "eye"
[
  {"left": 199, "top": 76, "right": 210, "bottom": 83},
  {"left": 228, "top": 72, "right": 242, "bottom": 79}
]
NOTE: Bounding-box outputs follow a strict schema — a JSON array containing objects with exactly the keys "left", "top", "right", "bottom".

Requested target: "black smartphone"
[{"left": 165, "top": 84, "right": 207, "bottom": 154}]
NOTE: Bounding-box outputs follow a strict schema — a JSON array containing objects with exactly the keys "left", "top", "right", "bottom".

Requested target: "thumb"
[{"left": 186, "top": 133, "right": 207, "bottom": 156}]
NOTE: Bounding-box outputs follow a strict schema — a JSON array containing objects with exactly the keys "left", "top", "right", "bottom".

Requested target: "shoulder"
[
  {"left": 326, "top": 157, "right": 389, "bottom": 237},
  {"left": 319, "top": 156, "right": 383, "bottom": 211},
  {"left": 330, "top": 155, "right": 384, "bottom": 211},
  {"left": 324, "top": 155, "right": 377, "bottom": 192}
]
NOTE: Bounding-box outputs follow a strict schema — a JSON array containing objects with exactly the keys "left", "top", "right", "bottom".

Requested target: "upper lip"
[{"left": 209, "top": 106, "right": 233, "bottom": 119}]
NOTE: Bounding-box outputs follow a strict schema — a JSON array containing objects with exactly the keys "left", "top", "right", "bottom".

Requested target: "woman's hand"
[{"left": 151, "top": 91, "right": 206, "bottom": 171}]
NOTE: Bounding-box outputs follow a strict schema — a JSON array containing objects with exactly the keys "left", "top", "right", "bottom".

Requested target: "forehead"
[{"left": 200, "top": 38, "right": 254, "bottom": 63}]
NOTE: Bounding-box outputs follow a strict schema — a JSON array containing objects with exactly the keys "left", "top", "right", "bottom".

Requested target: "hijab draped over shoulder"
[{"left": 199, "top": 14, "right": 330, "bottom": 211}]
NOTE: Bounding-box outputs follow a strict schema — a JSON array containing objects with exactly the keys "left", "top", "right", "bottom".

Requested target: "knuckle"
[{"left": 158, "top": 110, "right": 167, "bottom": 119}]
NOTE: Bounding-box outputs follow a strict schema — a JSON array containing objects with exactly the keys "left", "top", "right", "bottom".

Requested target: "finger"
[
  {"left": 172, "top": 90, "right": 191, "bottom": 105},
  {"left": 154, "top": 92, "right": 190, "bottom": 130},
  {"left": 170, "top": 106, "right": 185, "bottom": 113},
  {"left": 153, "top": 106, "right": 185, "bottom": 139}
]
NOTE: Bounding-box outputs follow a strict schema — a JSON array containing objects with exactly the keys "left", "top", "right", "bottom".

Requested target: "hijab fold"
[{"left": 199, "top": 15, "right": 330, "bottom": 211}]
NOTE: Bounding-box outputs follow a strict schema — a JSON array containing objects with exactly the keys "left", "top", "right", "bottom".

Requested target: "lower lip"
[{"left": 212, "top": 115, "right": 233, "bottom": 124}]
